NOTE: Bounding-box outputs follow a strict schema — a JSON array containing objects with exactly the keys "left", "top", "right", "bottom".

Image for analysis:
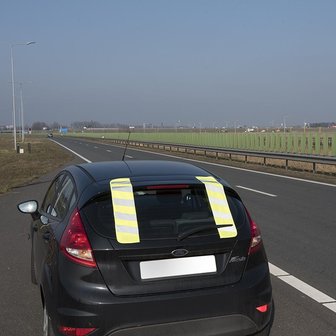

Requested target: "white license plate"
[{"left": 140, "top": 255, "right": 217, "bottom": 280}]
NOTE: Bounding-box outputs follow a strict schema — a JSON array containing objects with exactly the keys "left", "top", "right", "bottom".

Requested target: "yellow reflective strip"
[
  {"left": 113, "top": 204, "right": 136, "bottom": 215},
  {"left": 112, "top": 191, "right": 134, "bottom": 200},
  {"left": 218, "top": 226, "right": 237, "bottom": 239},
  {"left": 209, "top": 203, "right": 231, "bottom": 213},
  {"left": 110, "top": 178, "right": 131, "bottom": 184},
  {"left": 110, "top": 178, "right": 140, "bottom": 244},
  {"left": 207, "top": 190, "right": 226, "bottom": 200},
  {"left": 115, "top": 231, "right": 140, "bottom": 244},
  {"left": 113, "top": 218, "right": 138, "bottom": 228},
  {"left": 213, "top": 216, "right": 234, "bottom": 225},
  {"left": 196, "top": 176, "right": 237, "bottom": 239},
  {"left": 196, "top": 176, "right": 217, "bottom": 183}
]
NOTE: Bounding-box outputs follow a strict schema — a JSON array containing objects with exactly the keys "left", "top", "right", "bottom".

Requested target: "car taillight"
[
  {"left": 58, "top": 326, "right": 96, "bottom": 335},
  {"left": 60, "top": 209, "right": 97, "bottom": 268},
  {"left": 246, "top": 209, "right": 262, "bottom": 255},
  {"left": 256, "top": 304, "right": 269, "bottom": 313}
]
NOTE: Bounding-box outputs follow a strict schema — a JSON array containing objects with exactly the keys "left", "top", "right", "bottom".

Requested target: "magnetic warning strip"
[
  {"left": 110, "top": 178, "right": 140, "bottom": 244},
  {"left": 196, "top": 176, "right": 237, "bottom": 238}
]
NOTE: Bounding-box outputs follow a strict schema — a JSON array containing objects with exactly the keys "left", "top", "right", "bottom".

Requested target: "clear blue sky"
[{"left": 1, "top": 0, "right": 335, "bottom": 127}]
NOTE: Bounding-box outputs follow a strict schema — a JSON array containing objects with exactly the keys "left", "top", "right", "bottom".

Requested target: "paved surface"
[
  {"left": 0, "top": 158, "right": 82, "bottom": 336},
  {"left": 1, "top": 136, "right": 335, "bottom": 335}
]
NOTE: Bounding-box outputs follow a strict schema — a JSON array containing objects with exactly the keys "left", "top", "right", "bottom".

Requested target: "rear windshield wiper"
[{"left": 177, "top": 224, "right": 233, "bottom": 241}]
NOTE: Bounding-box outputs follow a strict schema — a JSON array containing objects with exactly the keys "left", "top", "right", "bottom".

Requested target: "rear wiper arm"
[{"left": 177, "top": 224, "right": 232, "bottom": 241}]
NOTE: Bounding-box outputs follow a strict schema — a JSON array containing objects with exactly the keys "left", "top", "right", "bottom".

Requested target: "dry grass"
[{"left": 0, "top": 134, "right": 74, "bottom": 194}]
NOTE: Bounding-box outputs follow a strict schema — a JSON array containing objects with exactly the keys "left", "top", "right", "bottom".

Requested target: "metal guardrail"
[{"left": 106, "top": 138, "right": 336, "bottom": 174}]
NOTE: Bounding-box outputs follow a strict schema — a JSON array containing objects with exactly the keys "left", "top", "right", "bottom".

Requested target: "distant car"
[
  {"left": 18, "top": 160, "right": 273, "bottom": 336},
  {"left": 47, "top": 133, "right": 53, "bottom": 138}
]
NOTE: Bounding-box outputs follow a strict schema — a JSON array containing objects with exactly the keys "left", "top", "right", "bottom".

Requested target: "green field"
[{"left": 66, "top": 131, "right": 336, "bottom": 157}]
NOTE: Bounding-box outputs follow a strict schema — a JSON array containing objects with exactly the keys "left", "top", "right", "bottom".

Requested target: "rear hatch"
[{"left": 80, "top": 178, "right": 252, "bottom": 296}]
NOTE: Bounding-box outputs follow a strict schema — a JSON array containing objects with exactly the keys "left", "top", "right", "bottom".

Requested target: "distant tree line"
[
  {"left": 70, "top": 120, "right": 130, "bottom": 130},
  {"left": 29, "top": 120, "right": 336, "bottom": 131},
  {"left": 310, "top": 122, "right": 336, "bottom": 128},
  {"left": 30, "top": 120, "right": 130, "bottom": 131}
]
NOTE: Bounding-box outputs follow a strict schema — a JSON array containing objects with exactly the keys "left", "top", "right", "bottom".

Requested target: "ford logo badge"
[{"left": 171, "top": 249, "right": 189, "bottom": 257}]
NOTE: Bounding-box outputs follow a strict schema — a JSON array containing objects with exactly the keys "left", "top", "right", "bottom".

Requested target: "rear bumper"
[
  {"left": 47, "top": 260, "right": 272, "bottom": 336},
  {"left": 106, "top": 314, "right": 259, "bottom": 336}
]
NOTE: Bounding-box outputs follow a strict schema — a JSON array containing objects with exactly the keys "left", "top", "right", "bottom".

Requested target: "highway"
[{"left": 1, "top": 136, "right": 336, "bottom": 335}]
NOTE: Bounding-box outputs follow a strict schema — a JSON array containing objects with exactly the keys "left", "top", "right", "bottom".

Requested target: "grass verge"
[{"left": 0, "top": 134, "right": 74, "bottom": 194}]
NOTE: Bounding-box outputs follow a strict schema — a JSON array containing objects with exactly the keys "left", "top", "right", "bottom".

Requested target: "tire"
[{"left": 43, "top": 305, "right": 55, "bottom": 336}]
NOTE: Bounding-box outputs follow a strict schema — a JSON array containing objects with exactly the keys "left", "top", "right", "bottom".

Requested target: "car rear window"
[{"left": 80, "top": 184, "right": 247, "bottom": 241}]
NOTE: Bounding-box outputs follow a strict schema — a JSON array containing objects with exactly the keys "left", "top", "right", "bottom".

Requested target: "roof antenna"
[{"left": 122, "top": 126, "right": 134, "bottom": 161}]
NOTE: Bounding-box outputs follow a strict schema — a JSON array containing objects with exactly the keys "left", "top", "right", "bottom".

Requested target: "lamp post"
[
  {"left": 283, "top": 116, "right": 287, "bottom": 134},
  {"left": 10, "top": 41, "right": 36, "bottom": 150},
  {"left": 19, "top": 83, "right": 25, "bottom": 142}
]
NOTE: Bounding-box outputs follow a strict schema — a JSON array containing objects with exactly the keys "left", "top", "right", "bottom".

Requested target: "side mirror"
[{"left": 17, "top": 200, "right": 39, "bottom": 218}]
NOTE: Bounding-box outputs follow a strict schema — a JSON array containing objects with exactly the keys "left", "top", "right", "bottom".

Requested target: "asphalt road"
[{"left": 1, "top": 136, "right": 335, "bottom": 335}]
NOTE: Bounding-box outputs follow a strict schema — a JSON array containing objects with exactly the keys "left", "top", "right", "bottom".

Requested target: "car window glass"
[
  {"left": 81, "top": 184, "right": 247, "bottom": 240},
  {"left": 42, "top": 174, "right": 65, "bottom": 215},
  {"left": 53, "top": 176, "right": 75, "bottom": 219},
  {"left": 69, "top": 192, "right": 76, "bottom": 210}
]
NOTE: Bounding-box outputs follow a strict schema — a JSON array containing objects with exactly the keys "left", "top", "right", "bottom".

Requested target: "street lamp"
[
  {"left": 10, "top": 41, "right": 36, "bottom": 150},
  {"left": 19, "top": 83, "right": 25, "bottom": 142},
  {"left": 282, "top": 115, "right": 288, "bottom": 134}
]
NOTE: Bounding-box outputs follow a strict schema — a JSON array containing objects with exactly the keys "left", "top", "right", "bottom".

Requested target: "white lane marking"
[
  {"left": 278, "top": 275, "right": 334, "bottom": 303},
  {"left": 125, "top": 155, "right": 133, "bottom": 159},
  {"left": 323, "top": 302, "right": 336, "bottom": 313},
  {"left": 53, "top": 139, "right": 336, "bottom": 314},
  {"left": 269, "top": 262, "right": 336, "bottom": 314},
  {"left": 268, "top": 263, "right": 289, "bottom": 276},
  {"left": 236, "top": 185, "right": 277, "bottom": 197},
  {"left": 106, "top": 149, "right": 112, "bottom": 153},
  {"left": 51, "top": 140, "right": 92, "bottom": 163},
  {"left": 94, "top": 146, "right": 98, "bottom": 149},
  {"left": 112, "top": 145, "right": 336, "bottom": 188}
]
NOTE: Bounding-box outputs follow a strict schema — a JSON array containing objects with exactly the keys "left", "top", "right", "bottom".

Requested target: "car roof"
[{"left": 75, "top": 160, "right": 211, "bottom": 182}]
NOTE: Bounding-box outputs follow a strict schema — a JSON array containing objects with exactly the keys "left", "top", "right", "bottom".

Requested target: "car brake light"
[
  {"left": 58, "top": 326, "right": 96, "bottom": 335},
  {"left": 146, "top": 184, "right": 189, "bottom": 190},
  {"left": 256, "top": 304, "right": 269, "bottom": 313},
  {"left": 245, "top": 209, "right": 262, "bottom": 255},
  {"left": 60, "top": 209, "right": 97, "bottom": 268}
]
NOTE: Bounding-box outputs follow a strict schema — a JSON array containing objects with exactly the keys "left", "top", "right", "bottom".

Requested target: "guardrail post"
[
  {"left": 313, "top": 162, "right": 316, "bottom": 174},
  {"left": 28, "top": 143, "right": 31, "bottom": 153}
]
